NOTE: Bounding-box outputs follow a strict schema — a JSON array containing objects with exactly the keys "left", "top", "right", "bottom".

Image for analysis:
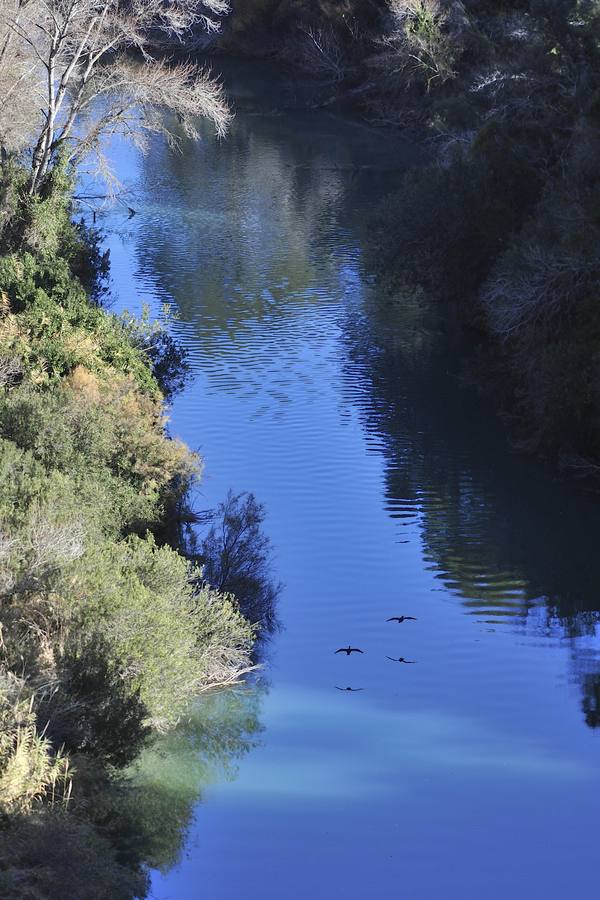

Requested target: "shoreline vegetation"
[
  {"left": 215, "top": 0, "right": 600, "bottom": 485},
  {"left": 0, "top": 163, "right": 271, "bottom": 896},
  {"left": 0, "top": 3, "right": 279, "bottom": 895}
]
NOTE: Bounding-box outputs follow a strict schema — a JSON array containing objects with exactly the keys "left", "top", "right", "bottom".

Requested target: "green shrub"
[
  {"left": 0, "top": 168, "right": 261, "bottom": 895},
  {"left": 0, "top": 251, "right": 162, "bottom": 395},
  {"left": 387, "top": 0, "right": 458, "bottom": 89},
  {"left": 0, "top": 379, "right": 198, "bottom": 522},
  {"left": 50, "top": 638, "right": 151, "bottom": 767},
  {"left": 65, "top": 535, "right": 255, "bottom": 730}
]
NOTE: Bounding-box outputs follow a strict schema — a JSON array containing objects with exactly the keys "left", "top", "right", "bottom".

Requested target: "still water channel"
[{"left": 102, "top": 60, "right": 600, "bottom": 900}]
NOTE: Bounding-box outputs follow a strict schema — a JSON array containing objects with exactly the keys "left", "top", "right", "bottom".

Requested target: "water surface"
[{"left": 103, "top": 61, "right": 600, "bottom": 900}]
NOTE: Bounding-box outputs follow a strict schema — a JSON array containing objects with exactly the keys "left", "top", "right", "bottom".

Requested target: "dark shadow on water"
[
  {"left": 0, "top": 687, "right": 264, "bottom": 899},
  {"left": 340, "top": 288, "right": 600, "bottom": 727},
  {"left": 193, "top": 490, "right": 282, "bottom": 642},
  {"left": 121, "top": 686, "right": 265, "bottom": 876}
]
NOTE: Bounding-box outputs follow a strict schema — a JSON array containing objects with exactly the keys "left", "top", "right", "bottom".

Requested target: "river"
[{"left": 101, "top": 60, "right": 600, "bottom": 900}]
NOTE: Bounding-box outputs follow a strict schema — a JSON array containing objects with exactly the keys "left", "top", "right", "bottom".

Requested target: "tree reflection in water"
[
  {"left": 117, "top": 59, "right": 600, "bottom": 732},
  {"left": 340, "top": 285, "right": 600, "bottom": 728},
  {"left": 122, "top": 685, "right": 265, "bottom": 876},
  {"left": 0, "top": 687, "right": 264, "bottom": 899}
]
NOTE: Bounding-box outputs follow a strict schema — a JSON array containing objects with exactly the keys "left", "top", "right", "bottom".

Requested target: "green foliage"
[
  {"left": 0, "top": 162, "right": 75, "bottom": 259},
  {"left": 0, "top": 245, "right": 191, "bottom": 398},
  {"left": 50, "top": 638, "right": 151, "bottom": 767},
  {"left": 0, "top": 435, "right": 163, "bottom": 545},
  {"left": 0, "top": 439, "right": 47, "bottom": 530},
  {"left": 0, "top": 166, "right": 261, "bottom": 894},
  {"left": 0, "top": 251, "right": 161, "bottom": 394},
  {"left": 0, "top": 163, "right": 28, "bottom": 247},
  {"left": 389, "top": 0, "right": 458, "bottom": 89},
  {"left": 0, "top": 379, "right": 197, "bottom": 514},
  {"left": 57, "top": 535, "right": 255, "bottom": 730}
]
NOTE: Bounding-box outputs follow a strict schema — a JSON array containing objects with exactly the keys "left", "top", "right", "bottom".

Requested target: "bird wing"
[
  {"left": 334, "top": 649, "right": 345, "bottom": 654},
  {"left": 386, "top": 617, "right": 400, "bottom": 622},
  {"left": 351, "top": 648, "right": 364, "bottom": 653},
  {"left": 386, "top": 656, "right": 397, "bottom": 662},
  {"left": 406, "top": 617, "right": 417, "bottom": 620}
]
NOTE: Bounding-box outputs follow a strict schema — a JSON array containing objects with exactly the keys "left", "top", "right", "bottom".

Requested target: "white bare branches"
[
  {"left": 377, "top": 0, "right": 458, "bottom": 89},
  {"left": 59, "top": 54, "right": 231, "bottom": 192},
  {"left": 483, "top": 243, "right": 600, "bottom": 339},
  {"left": 0, "top": 1, "right": 45, "bottom": 153},
  {"left": 0, "top": 513, "right": 85, "bottom": 599},
  {"left": 0, "top": 357, "right": 23, "bottom": 388},
  {"left": 0, "top": 0, "right": 232, "bottom": 192},
  {"left": 295, "top": 24, "right": 345, "bottom": 83}
]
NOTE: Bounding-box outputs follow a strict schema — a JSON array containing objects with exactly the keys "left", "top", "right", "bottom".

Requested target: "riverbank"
[
  {"left": 212, "top": 1, "right": 600, "bottom": 484},
  {"left": 0, "top": 165, "right": 258, "bottom": 896}
]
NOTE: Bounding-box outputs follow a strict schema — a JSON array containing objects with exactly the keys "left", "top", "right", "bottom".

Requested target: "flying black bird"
[
  {"left": 386, "top": 656, "right": 416, "bottom": 664},
  {"left": 335, "top": 646, "right": 364, "bottom": 655},
  {"left": 335, "top": 686, "right": 364, "bottom": 692},
  {"left": 386, "top": 616, "right": 417, "bottom": 623}
]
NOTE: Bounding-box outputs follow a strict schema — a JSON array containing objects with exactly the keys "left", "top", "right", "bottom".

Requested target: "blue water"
[{"left": 100, "top": 61, "right": 600, "bottom": 900}]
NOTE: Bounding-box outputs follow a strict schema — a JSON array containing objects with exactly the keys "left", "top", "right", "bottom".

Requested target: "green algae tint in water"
[{"left": 103, "top": 61, "right": 600, "bottom": 900}]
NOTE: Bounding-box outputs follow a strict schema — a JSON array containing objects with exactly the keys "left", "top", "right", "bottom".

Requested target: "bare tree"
[
  {"left": 0, "top": 356, "right": 23, "bottom": 388},
  {"left": 377, "top": 0, "right": 458, "bottom": 90},
  {"left": 483, "top": 241, "right": 600, "bottom": 338},
  {"left": 0, "top": 0, "right": 232, "bottom": 194},
  {"left": 0, "top": 1, "right": 43, "bottom": 155},
  {"left": 293, "top": 24, "right": 346, "bottom": 83}
]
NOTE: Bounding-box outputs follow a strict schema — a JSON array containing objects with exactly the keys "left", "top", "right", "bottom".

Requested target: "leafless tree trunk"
[{"left": 0, "top": 0, "right": 233, "bottom": 194}]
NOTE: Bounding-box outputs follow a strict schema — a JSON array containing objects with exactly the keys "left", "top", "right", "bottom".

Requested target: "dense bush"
[
  {"left": 479, "top": 120, "right": 600, "bottom": 468},
  {"left": 0, "top": 252, "right": 163, "bottom": 395},
  {"left": 353, "top": 0, "right": 600, "bottom": 475},
  {"left": 220, "top": 0, "right": 387, "bottom": 73},
  {"left": 368, "top": 122, "right": 542, "bottom": 304},
  {"left": 0, "top": 166, "right": 261, "bottom": 896},
  {"left": 0, "top": 680, "right": 70, "bottom": 816}
]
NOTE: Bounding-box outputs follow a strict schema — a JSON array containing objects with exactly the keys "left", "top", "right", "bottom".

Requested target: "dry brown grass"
[{"left": 0, "top": 683, "right": 71, "bottom": 816}]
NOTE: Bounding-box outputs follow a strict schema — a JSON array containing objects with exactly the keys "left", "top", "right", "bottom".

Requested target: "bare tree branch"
[{"left": 0, "top": 0, "right": 232, "bottom": 192}]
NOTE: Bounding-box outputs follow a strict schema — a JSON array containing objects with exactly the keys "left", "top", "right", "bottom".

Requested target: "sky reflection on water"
[{"left": 100, "top": 60, "right": 600, "bottom": 900}]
